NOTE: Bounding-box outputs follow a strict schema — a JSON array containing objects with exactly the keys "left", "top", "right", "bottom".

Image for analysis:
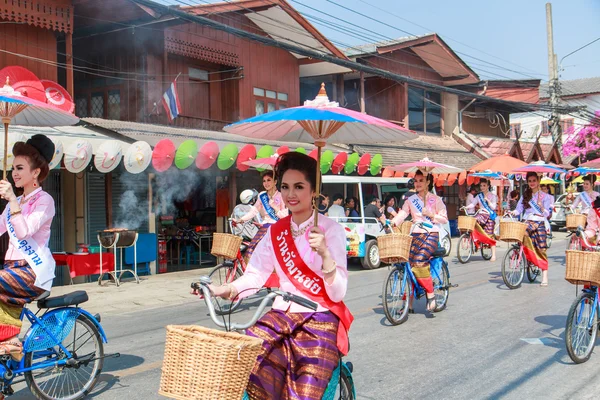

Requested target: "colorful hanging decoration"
[
  {"left": 370, "top": 154, "right": 383, "bottom": 176},
  {"left": 357, "top": 153, "right": 371, "bottom": 176},
  {"left": 331, "top": 152, "right": 347, "bottom": 175},
  {"left": 320, "top": 150, "right": 334, "bottom": 174},
  {"left": 217, "top": 143, "right": 239, "bottom": 170},
  {"left": 64, "top": 139, "right": 92, "bottom": 173},
  {"left": 344, "top": 153, "right": 360, "bottom": 174},
  {"left": 196, "top": 141, "right": 219, "bottom": 170},
  {"left": 94, "top": 140, "right": 123, "bottom": 173},
  {"left": 236, "top": 144, "right": 256, "bottom": 172},
  {"left": 124, "top": 141, "right": 152, "bottom": 174},
  {"left": 152, "top": 139, "right": 176, "bottom": 172},
  {"left": 175, "top": 140, "right": 198, "bottom": 170}
]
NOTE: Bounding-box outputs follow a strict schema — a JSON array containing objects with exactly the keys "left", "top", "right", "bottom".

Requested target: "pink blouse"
[
  {"left": 240, "top": 191, "right": 288, "bottom": 225},
  {"left": 585, "top": 210, "right": 600, "bottom": 240},
  {"left": 572, "top": 191, "right": 600, "bottom": 214},
  {"left": 466, "top": 192, "right": 498, "bottom": 215},
  {"left": 392, "top": 193, "right": 448, "bottom": 233},
  {"left": 231, "top": 213, "right": 348, "bottom": 312}
]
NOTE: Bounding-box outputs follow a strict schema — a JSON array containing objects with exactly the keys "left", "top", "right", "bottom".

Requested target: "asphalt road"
[{"left": 11, "top": 232, "right": 600, "bottom": 399}]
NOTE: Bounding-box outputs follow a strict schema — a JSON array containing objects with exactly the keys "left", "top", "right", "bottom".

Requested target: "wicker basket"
[
  {"left": 498, "top": 220, "right": 527, "bottom": 243},
  {"left": 566, "top": 214, "right": 587, "bottom": 231},
  {"left": 395, "top": 221, "right": 412, "bottom": 235},
  {"left": 565, "top": 250, "right": 600, "bottom": 286},
  {"left": 378, "top": 233, "right": 412, "bottom": 264},
  {"left": 211, "top": 233, "right": 243, "bottom": 260},
  {"left": 458, "top": 216, "right": 477, "bottom": 232},
  {"left": 159, "top": 325, "right": 263, "bottom": 400}
]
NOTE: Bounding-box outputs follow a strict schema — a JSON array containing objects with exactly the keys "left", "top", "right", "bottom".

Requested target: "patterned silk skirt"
[
  {"left": 408, "top": 232, "right": 439, "bottom": 294},
  {"left": 244, "top": 223, "right": 271, "bottom": 263},
  {"left": 246, "top": 310, "right": 340, "bottom": 400},
  {"left": 523, "top": 221, "right": 549, "bottom": 271},
  {"left": 476, "top": 213, "right": 496, "bottom": 236},
  {"left": 0, "top": 261, "right": 44, "bottom": 341}
]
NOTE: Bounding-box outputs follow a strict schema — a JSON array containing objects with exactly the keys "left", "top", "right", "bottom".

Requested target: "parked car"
[{"left": 550, "top": 193, "right": 580, "bottom": 228}]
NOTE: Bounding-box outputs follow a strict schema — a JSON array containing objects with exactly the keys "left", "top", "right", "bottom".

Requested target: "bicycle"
[
  {"left": 456, "top": 208, "right": 493, "bottom": 264},
  {"left": 500, "top": 213, "right": 541, "bottom": 289},
  {"left": 564, "top": 228, "right": 600, "bottom": 364},
  {"left": 0, "top": 289, "right": 117, "bottom": 399},
  {"left": 193, "top": 276, "right": 356, "bottom": 399},
  {"left": 381, "top": 221, "right": 451, "bottom": 326}
]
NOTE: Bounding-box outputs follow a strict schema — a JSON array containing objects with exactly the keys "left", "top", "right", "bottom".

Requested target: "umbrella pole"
[
  {"left": 3, "top": 121, "right": 8, "bottom": 181},
  {"left": 314, "top": 142, "right": 324, "bottom": 227}
]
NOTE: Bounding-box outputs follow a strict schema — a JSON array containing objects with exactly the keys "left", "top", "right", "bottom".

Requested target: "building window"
[
  {"left": 188, "top": 67, "right": 208, "bottom": 81},
  {"left": 408, "top": 87, "right": 441, "bottom": 135},
  {"left": 107, "top": 90, "right": 121, "bottom": 120},
  {"left": 75, "top": 97, "right": 88, "bottom": 118},
  {"left": 541, "top": 120, "right": 550, "bottom": 136},
  {"left": 91, "top": 93, "right": 104, "bottom": 118},
  {"left": 254, "top": 87, "right": 288, "bottom": 116},
  {"left": 510, "top": 123, "right": 522, "bottom": 139},
  {"left": 75, "top": 89, "right": 121, "bottom": 120},
  {"left": 560, "top": 118, "right": 574, "bottom": 134}
]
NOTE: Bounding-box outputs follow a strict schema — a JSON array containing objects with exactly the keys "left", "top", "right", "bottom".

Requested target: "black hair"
[
  {"left": 274, "top": 152, "right": 317, "bottom": 191},
  {"left": 345, "top": 197, "right": 354, "bottom": 205},
  {"left": 13, "top": 142, "right": 50, "bottom": 183},
  {"left": 523, "top": 171, "right": 539, "bottom": 205},
  {"left": 368, "top": 195, "right": 379, "bottom": 204},
  {"left": 583, "top": 175, "right": 597, "bottom": 185},
  {"left": 261, "top": 170, "right": 274, "bottom": 179},
  {"left": 510, "top": 189, "right": 519, "bottom": 199},
  {"left": 594, "top": 196, "right": 600, "bottom": 209},
  {"left": 415, "top": 169, "right": 434, "bottom": 191},
  {"left": 384, "top": 194, "right": 396, "bottom": 207},
  {"left": 479, "top": 178, "right": 490, "bottom": 186},
  {"left": 333, "top": 193, "right": 344, "bottom": 202}
]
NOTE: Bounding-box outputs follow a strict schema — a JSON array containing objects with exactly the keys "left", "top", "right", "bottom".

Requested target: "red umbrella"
[
  {"left": 357, "top": 153, "right": 371, "bottom": 176},
  {"left": 152, "top": 139, "right": 176, "bottom": 172},
  {"left": 382, "top": 167, "right": 394, "bottom": 178},
  {"left": 470, "top": 154, "right": 527, "bottom": 174},
  {"left": 41, "top": 80, "right": 74, "bottom": 113},
  {"left": 196, "top": 141, "right": 219, "bottom": 170},
  {"left": 0, "top": 66, "right": 46, "bottom": 103},
  {"left": 308, "top": 148, "right": 318, "bottom": 160},
  {"left": 394, "top": 171, "right": 404, "bottom": 177},
  {"left": 236, "top": 144, "right": 256, "bottom": 172},
  {"left": 331, "top": 152, "right": 347, "bottom": 174},
  {"left": 276, "top": 145, "right": 290, "bottom": 155}
]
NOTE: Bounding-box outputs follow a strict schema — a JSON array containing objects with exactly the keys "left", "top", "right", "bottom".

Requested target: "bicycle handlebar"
[
  {"left": 575, "top": 227, "right": 600, "bottom": 251},
  {"left": 192, "top": 276, "right": 318, "bottom": 331},
  {"left": 383, "top": 219, "right": 433, "bottom": 234}
]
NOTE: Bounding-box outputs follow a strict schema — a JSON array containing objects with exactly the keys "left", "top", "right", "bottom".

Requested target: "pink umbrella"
[
  {"left": 511, "top": 161, "right": 566, "bottom": 175},
  {"left": 196, "top": 141, "right": 219, "bottom": 170},
  {"left": 243, "top": 156, "right": 278, "bottom": 171},
  {"left": 152, "top": 139, "right": 176, "bottom": 172},
  {"left": 276, "top": 145, "right": 290, "bottom": 155},
  {"left": 388, "top": 157, "right": 463, "bottom": 175}
]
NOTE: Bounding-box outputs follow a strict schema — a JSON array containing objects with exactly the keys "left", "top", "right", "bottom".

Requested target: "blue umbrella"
[
  {"left": 512, "top": 161, "right": 567, "bottom": 175},
  {"left": 468, "top": 170, "right": 505, "bottom": 179},
  {"left": 571, "top": 167, "right": 600, "bottom": 175}
]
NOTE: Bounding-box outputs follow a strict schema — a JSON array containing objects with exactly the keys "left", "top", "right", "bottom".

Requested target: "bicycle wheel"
[
  {"left": 480, "top": 244, "right": 493, "bottom": 261},
  {"left": 456, "top": 233, "right": 473, "bottom": 264},
  {"left": 208, "top": 263, "right": 243, "bottom": 315},
  {"left": 565, "top": 291, "right": 598, "bottom": 364},
  {"left": 526, "top": 262, "right": 540, "bottom": 283},
  {"left": 432, "top": 263, "right": 450, "bottom": 312},
  {"left": 336, "top": 366, "right": 355, "bottom": 400},
  {"left": 501, "top": 246, "right": 525, "bottom": 289},
  {"left": 382, "top": 266, "right": 411, "bottom": 326},
  {"left": 567, "top": 235, "right": 581, "bottom": 251},
  {"left": 25, "top": 314, "right": 104, "bottom": 400}
]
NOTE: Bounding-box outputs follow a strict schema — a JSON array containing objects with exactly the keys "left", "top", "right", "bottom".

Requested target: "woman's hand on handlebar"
[{"left": 208, "top": 284, "right": 236, "bottom": 299}]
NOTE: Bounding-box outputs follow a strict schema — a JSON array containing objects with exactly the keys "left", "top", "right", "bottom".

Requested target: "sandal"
[
  {"left": 540, "top": 282, "right": 549, "bottom": 287},
  {"left": 408, "top": 309, "right": 415, "bottom": 314},
  {"left": 0, "top": 340, "right": 23, "bottom": 362},
  {"left": 426, "top": 297, "right": 436, "bottom": 312}
]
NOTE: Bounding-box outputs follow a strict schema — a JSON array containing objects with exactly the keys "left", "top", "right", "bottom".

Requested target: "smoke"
[
  {"left": 154, "top": 168, "right": 209, "bottom": 216},
  {"left": 116, "top": 190, "right": 145, "bottom": 230}
]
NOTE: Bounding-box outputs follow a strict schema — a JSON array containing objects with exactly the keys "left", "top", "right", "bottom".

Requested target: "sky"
[{"left": 159, "top": 0, "right": 600, "bottom": 82}]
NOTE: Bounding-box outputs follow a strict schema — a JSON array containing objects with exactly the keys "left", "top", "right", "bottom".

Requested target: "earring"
[{"left": 33, "top": 181, "right": 38, "bottom": 188}]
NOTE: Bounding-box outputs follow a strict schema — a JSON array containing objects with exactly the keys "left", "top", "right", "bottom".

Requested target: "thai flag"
[{"left": 162, "top": 79, "right": 181, "bottom": 121}]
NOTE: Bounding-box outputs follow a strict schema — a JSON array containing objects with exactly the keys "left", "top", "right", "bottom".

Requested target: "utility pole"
[{"left": 546, "top": 3, "right": 562, "bottom": 153}]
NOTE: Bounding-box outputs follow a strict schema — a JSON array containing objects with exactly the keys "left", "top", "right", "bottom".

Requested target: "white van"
[{"left": 321, "top": 175, "right": 411, "bottom": 269}]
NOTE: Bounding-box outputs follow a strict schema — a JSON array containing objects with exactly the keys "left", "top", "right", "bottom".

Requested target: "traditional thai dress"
[
  {"left": 232, "top": 213, "right": 351, "bottom": 400},
  {"left": 466, "top": 191, "right": 497, "bottom": 246},
  {"left": 391, "top": 193, "right": 448, "bottom": 294},
  {"left": 514, "top": 191, "right": 553, "bottom": 270},
  {"left": 240, "top": 190, "right": 288, "bottom": 261},
  {"left": 0, "top": 188, "right": 55, "bottom": 340},
  {"left": 585, "top": 208, "right": 600, "bottom": 243},
  {"left": 572, "top": 190, "right": 600, "bottom": 215}
]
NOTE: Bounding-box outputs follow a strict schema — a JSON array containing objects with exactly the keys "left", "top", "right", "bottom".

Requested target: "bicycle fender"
[
  {"left": 43, "top": 307, "right": 108, "bottom": 344},
  {"left": 341, "top": 362, "right": 357, "bottom": 399}
]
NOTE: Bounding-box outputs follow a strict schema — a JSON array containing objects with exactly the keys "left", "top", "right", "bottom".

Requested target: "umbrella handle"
[
  {"left": 3, "top": 122, "right": 8, "bottom": 180},
  {"left": 313, "top": 144, "right": 323, "bottom": 227}
]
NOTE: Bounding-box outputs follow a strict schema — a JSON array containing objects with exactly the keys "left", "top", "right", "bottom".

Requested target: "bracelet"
[
  {"left": 10, "top": 209, "right": 21, "bottom": 217},
  {"left": 322, "top": 261, "right": 337, "bottom": 275}
]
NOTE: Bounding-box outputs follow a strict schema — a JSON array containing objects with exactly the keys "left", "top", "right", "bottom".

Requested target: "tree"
[{"left": 562, "top": 110, "right": 600, "bottom": 161}]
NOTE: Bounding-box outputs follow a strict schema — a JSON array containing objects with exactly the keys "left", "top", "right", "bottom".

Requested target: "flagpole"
[{"left": 174, "top": 72, "right": 182, "bottom": 82}]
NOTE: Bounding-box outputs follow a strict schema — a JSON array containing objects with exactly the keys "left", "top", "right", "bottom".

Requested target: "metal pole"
[
  {"left": 546, "top": 3, "right": 562, "bottom": 153},
  {"left": 359, "top": 72, "right": 365, "bottom": 113},
  {"left": 3, "top": 121, "right": 8, "bottom": 180}
]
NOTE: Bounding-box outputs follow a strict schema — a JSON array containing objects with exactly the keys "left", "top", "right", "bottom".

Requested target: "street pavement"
[{"left": 10, "top": 231, "right": 600, "bottom": 399}]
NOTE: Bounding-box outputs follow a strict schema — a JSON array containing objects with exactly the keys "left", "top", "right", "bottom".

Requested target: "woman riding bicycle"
[
  {"left": 465, "top": 178, "right": 498, "bottom": 261},
  {"left": 237, "top": 170, "right": 288, "bottom": 261},
  {"left": 391, "top": 169, "right": 448, "bottom": 312},
  {"left": 511, "top": 171, "right": 553, "bottom": 286},
  {"left": 210, "top": 152, "right": 352, "bottom": 400},
  {"left": 584, "top": 196, "right": 600, "bottom": 242},
  {"left": 572, "top": 175, "right": 599, "bottom": 216},
  {"left": 0, "top": 135, "right": 56, "bottom": 360}
]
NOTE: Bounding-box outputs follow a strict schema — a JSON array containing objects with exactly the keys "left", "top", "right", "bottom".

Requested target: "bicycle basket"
[
  {"left": 566, "top": 214, "right": 587, "bottom": 232},
  {"left": 498, "top": 220, "right": 527, "bottom": 243},
  {"left": 565, "top": 250, "right": 600, "bottom": 286},
  {"left": 378, "top": 233, "right": 412, "bottom": 264},
  {"left": 159, "top": 325, "right": 263, "bottom": 400},
  {"left": 24, "top": 309, "right": 79, "bottom": 353},
  {"left": 211, "top": 233, "right": 242, "bottom": 260},
  {"left": 458, "top": 216, "right": 476, "bottom": 232}
]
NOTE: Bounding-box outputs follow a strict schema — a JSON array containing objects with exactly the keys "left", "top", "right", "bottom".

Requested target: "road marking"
[{"left": 520, "top": 338, "right": 554, "bottom": 345}]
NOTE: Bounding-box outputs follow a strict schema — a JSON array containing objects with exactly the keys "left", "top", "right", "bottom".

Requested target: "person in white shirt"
[
  {"left": 326, "top": 193, "right": 346, "bottom": 219},
  {"left": 465, "top": 185, "right": 478, "bottom": 211}
]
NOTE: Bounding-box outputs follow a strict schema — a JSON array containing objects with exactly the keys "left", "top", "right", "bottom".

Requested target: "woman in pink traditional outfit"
[
  {"left": 572, "top": 175, "right": 600, "bottom": 216},
  {"left": 465, "top": 179, "right": 498, "bottom": 261},
  {"left": 210, "top": 152, "right": 352, "bottom": 400},
  {"left": 584, "top": 197, "right": 600, "bottom": 243},
  {"left": 391, "top": 170, "right": 448, "bottom": 313},
  {"left": 0, "top": 135, "right": 56, "bottom": 361},
  {"left": 237, "top": 170, "right": 288, "bottom": 261}
]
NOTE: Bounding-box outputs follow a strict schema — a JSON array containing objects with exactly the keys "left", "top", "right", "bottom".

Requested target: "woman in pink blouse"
[
  {"left": 0, "top": 135, "right": 56, "bottom": 361},
  {"left": 465, "top": 179, "right": 498, "bottom": 261},
  {"left": 210, "top": 152, "right": 351, "bottom": 400},
  {"left": 584, "top": 197, "right": 600, "bottom": 242},
  {"left": 392, "top": 170, "right": 448, "bottom": 312}
]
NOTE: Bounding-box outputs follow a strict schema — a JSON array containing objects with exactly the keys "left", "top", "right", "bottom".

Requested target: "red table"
[{"left": 53, "top": 253, "right": 115, "bottom": 279}]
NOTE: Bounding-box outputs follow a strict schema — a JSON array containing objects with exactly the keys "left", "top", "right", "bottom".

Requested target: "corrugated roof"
[
  {"left": 540, "top": 77, "right": 600, "bottom": 98},
  {"left": 344, "top": 34, "right": 430, "bottom": 57},
  {"left": 353, "top": 135, "right": 481, "bottom": 170},
  {"left": 474, "top": 136, "right": 514, "bottom": 157}
]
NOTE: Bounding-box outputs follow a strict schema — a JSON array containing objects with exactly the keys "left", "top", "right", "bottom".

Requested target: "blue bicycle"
[
  {"left": 382, "top": 222, "right": 451, "bottom": 325},
  {"left": 194, "top": 276, "right": 356, "bottom": 400},
  {"left": 0, "top": 290, "right": 115, "bottom": 400}
]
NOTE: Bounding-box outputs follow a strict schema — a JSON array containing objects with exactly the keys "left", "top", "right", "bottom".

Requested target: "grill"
[{"left": 97, "top": 228, "right": 140, "bottom": 287}]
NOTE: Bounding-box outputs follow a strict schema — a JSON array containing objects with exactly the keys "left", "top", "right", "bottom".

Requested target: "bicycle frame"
[{"left": 393, "top": 259, "right": 447, "bottom": 299}]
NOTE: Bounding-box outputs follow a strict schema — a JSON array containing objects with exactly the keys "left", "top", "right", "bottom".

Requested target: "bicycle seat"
[
  {"left": 432, "top": 247, "right": 446, "bottom": 258},
  {"left": 37, "top": 291, "right": 89, "bottom": 309},
  {"left": 240, "top": 243, "right": 248, "bottom": 253},
  {"left": 34, "top": 291, "right": 51, "bottom": 301}
]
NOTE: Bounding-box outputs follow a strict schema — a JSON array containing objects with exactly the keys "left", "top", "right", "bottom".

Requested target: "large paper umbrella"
[
  {"left": 512, "top": 161, "right": 566, "bottom": 175},
  {"left": 175, "top": 140, "right": 198, "bottom": 170},
  {"left": 581, "top": 159, "right": 600, "bottom": 169},
  {"left": 124, "top": 141, "right": 152, "bottom": 174},
  {"left": 64, "top": 139, "right": 93, "bottom": 173},
  {"left": 320, "top": 150, "right": 334, "bottom": 174},
  {"left": 468, "top": 170, "right": 505, "bottom": 179},
  {"left": 256, "top": 145, "right": 275, "bottom": 172},
  {"left": 236, "top": 144, "right": 256, "bottom": 172},
  {"left": 308, "top": 148, "right": 318, "bottom": 161},
  {"left": 41, "top": 79, "right": 75, "bottom": 113},
  {"left": 196, "top": 141, "right": 219, "bottom": 170},
  {"left": 295, "top": 147, "right": 307, "bottom": 154},
  {"left": 370, "top": 154, "right": 383, "bottom": 176},
  {"left": 470, "top": 154, "right": 527, "bottom": 174},
  {"left": 357, "top": 153, "right": 371, "bottom": 175},
  {"left": 152, "top": 139, "right": 176, "bottom": 172},
  {"left": 276, "top": 146, "right": 290, "bottom": 155},
  {"left": 331, "top": 152, "right": 347, "bottom": 175},
  {"left": 225, "top": 83, "right": 416, "bottom": 226},
  {"left": 243, "top": 157, "right": 278, "bottom": 171},
  {"left": 344, "top": 152, "right": 360, "bottom": 174},
  {"left": 217, "top": 143, "right": 239, "bottom": 170},
  {"left": 389, "top": 157, "right": 463, "bottom": 175},
  {"left": 540, "top": 177, "right": 560, "bottom": 185},
  {"left": 0, "top": 66, "right": 46, "bottom": 103},
  {"left": 94, "top": 140, "right": 123, "bottom": 173},
  {"left": 0, "top": 132, "right": 26, "bottom": 170},
  {"left": 48, "top": 140, "right": 64, "bottom": 170}
]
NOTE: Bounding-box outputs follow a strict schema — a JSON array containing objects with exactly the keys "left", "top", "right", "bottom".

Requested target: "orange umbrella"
[
  {"left": 394, "top": 171, "right": 404, "bottom": 178},
  {"left": 382, "top": 167, "right": 394, "bottom": 178},
  {"left": 447, "top": 173, "right": 458, "bottom": 186},
  {"left": 470, "top": 154, "right": 527, "bottom": 174},
  {"left": 457, "top": 171, "right": 466, "bottom": 185}
]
